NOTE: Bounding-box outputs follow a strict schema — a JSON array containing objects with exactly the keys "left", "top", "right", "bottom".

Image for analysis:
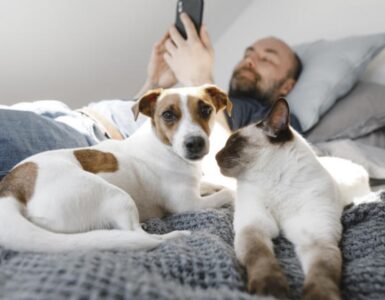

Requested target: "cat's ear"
[{"left": 262, "top": 98, "right": 290, "bottom": 138}]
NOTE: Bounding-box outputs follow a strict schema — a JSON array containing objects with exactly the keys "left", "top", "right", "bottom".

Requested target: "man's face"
[{"left": 229, "top": 37, "right": 295, "bottom": 103}]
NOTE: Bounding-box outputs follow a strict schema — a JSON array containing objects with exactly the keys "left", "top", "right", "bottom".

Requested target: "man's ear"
[
  {"left": 262, "top": 98, "right": 290, "bottom": 137},
  {"left": 204, "top": 84, "right": 233, "bottom": 116},
  {"left": 278, "top": 78, "right": 296, "bottom": 97},
  {"left": 132, "top": 88, "right": 163, "bottom": 121}
]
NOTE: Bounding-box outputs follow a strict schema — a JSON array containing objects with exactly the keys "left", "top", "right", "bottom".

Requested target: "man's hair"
[{"left": 288, "top": 52, "right": 302, "bottom": 81}]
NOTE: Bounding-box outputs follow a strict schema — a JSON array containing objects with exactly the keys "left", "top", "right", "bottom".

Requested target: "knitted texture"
[{"left": 0, "top": 192, "right": 384, "bottom": 300}]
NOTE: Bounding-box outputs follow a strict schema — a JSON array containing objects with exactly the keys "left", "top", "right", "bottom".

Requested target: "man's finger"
[
  {"left": 180, "top": 12, "right": 199, "bottom": 41},
  {"left": 163, "top": 52, "right": 173, "bottom": 67},
  {"left": 169, "top": 25, "right": 185, "bottom": 46},
  {"left": 155, "top": 31, "right": 169, "bottom": 47},
  {"left": 165, "top": 39, "right": 177, "bottom": 55},
  {"left": 200, "top": 25, "right": 213, "bottom": 51},
  {"left": 153, "top": 32, "right": 169, "bottom": 53}
]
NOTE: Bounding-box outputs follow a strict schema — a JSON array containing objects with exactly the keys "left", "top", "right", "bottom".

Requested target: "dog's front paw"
[
  {"left": 219, "top": 188, "right": 235, "bottom": 206},
  {"left": 199, "top": 186, "right": 235, "bottom": 210},
  {"left": 200, "top": 182, "right": 225, "bottom": 196},
  {"left": 247, "top": 266, "right": 290, "bottom": 300}
]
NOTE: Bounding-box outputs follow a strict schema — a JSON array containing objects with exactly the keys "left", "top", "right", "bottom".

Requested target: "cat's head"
[{"left": 216, "top": 98, "right": 294, "bottom": 178}]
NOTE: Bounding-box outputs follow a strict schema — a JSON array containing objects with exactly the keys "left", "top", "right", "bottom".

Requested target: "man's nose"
[{"left": 243, "top": 57, "right": 256, "bottom": 69}]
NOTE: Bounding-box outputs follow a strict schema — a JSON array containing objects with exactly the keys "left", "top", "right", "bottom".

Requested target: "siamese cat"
[{"left": 216, "top": 98, "right": 370, "bottom": 300}]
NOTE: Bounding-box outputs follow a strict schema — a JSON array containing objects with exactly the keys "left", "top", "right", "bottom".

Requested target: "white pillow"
[{"left": 287, "top": 33, "right": 385, "bottom": 132}]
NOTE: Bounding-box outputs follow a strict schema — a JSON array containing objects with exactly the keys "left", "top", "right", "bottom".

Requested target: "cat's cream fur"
[{"left": 216, "top": 99, "right": 370, "bottom": 300}]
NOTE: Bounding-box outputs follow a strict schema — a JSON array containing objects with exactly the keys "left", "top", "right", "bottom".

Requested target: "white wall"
[
  {"left": 0, "top": 0, "right": 251, "bottom": 107},
  {"left": 213, "top": 0, "right": 385, "bottom": 91},
  {"left": 1, "top": 0, "right": 384, "bottom": 107}
]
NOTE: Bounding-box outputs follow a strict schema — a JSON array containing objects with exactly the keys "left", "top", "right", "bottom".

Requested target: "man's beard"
[{"left": 228, "top": 66, "right": 280, "bottom": 105}]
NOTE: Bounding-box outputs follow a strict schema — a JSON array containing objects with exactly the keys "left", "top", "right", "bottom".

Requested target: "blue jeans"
[{"left": 0, "top": 109, "right": 93, "bottom": 179}]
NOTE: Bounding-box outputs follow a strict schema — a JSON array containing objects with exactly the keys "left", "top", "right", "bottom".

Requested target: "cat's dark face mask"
[
  {"left": 216, "top": 98, "right": 293, "bottom": 179},
  {"left": 216, "top": 130, "right": 248, "bottom": 177}
]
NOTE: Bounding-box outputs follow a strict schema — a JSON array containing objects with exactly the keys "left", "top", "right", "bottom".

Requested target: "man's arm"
[
  {"left": 164, "top": 13, "right": 214, "bottom": 86},
  {"left": 164, "top": 14, "right": 232, "bottom": 132},
  {"left": 135, "top": 32, "right": 177, "bottom": 98}
]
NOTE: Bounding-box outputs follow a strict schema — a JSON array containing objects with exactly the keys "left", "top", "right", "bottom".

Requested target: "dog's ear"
[
  {"left": 262, "top": 98, "right": 290, "bottom": 137},
  {"left": 132, "top": 88, "right": 163, "bottom": 120},
  {"left": 204, "top": 85, "right": 233, "bottom": 116}
]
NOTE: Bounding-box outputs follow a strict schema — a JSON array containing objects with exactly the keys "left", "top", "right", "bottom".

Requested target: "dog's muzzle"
[{"left": 184, "top": 136, "right": 207, "bottom": 160}]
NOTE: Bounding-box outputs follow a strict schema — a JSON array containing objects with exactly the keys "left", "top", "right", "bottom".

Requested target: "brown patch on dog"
[
  {"left": 204, "top": 85, "right": 233, "bottom": 116},
  {"left": 187, "top": 96, "right": 214, "bottom": 135},
  {"left": 216, "top": 131, "right": 248, "bottom": 169},
  {"left": 302, "top": 245, "right": 342, "bottom": 300},
  {"left": 0, "top": 162, "right": 38, "bottom": 204},
  {"left": 153, "top": 93, "right": 182, "bottom": 145},
  {"left": 132, "top": 88, "right": 162, "bottom": 120},
  {"left": 237, "top": 226, "right": 290, "bottom": 298},
  {"left": 74, "top": 149, "right": 118, "bottom": 173}
]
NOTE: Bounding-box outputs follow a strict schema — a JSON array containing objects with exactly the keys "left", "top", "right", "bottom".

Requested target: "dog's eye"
[
  {"left": 162, "top": 110, "right": 176, "bottom": 122},
  {"left": 200, "top": 105, "right": 213, "bottom": 118}
]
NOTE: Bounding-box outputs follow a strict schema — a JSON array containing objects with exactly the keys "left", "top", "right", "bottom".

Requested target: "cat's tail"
[
  {"left": 0, "top": 196, "right": 168, "bottom": 253},
  {"left": 319, "top": 156, "right": 371, "bottom": 206}
]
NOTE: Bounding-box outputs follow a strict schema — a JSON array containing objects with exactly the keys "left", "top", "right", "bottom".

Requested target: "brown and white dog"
[{"left": 0, "top": 85, "right": 234, "bottom": 253}]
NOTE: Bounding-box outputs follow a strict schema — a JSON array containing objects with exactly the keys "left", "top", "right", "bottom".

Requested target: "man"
[
  {"left": 3, "top": 13, "right": 302, "bottom": 144},
  {"left": 139, "top": 13, "right": 303, "bottom": 133},
  {"left": 1, "top": 14, "right": 303, "bottom": 177}
]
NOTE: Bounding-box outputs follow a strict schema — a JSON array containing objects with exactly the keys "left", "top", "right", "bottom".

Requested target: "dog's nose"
[{"left": 185, "top": 136, "right": 205, "bottom": 154}]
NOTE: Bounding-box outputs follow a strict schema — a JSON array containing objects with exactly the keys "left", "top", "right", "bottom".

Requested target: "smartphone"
[{"left": 175, "top": 0, "right": 204, "bottom": 39}]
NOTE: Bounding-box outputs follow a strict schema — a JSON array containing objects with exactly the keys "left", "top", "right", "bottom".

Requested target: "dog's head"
[
  {"left": 132, "top": 84, "right": 232, "bottom": 161},
  {"left": 215, "top": 98, "right": 294, "bottom": 178}
]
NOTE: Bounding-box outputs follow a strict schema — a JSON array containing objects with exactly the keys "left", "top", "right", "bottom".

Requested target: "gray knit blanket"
[{"left": 0, "top": 192, "right": 384, "bottom": 300}]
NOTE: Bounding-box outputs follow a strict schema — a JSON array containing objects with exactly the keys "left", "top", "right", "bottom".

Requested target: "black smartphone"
[{"left": 175, "top": 0, "right": 204, "bottom": 39}]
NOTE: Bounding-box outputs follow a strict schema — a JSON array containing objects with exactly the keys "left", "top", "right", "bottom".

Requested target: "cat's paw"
[
  {"left": 247, "top": 269, "right": 290, "bottom": 300},
  {"left": 303, "top": 280, "right": 341, "bottom": 300}
]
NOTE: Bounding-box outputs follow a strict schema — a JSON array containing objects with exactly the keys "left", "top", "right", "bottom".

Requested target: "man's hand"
[
  {"left": 164, "top": 13, "right": 214, "bottom": 86},
  {"left": 136, "top": 33, "right": 177, "bottom": 98},
  {"left": 147, "top": 32, "right": 177, "bottom": 88}
]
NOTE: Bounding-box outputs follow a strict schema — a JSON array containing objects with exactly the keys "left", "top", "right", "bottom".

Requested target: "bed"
[
  {"left": 1, "top": 33, "right": 385, "bottom": 299},
  {"left": 0, "top": 193, "right": 384, "bottom": 300},
  {"left": 1, "top": 81, "right": 385, "bottom": 300}
]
